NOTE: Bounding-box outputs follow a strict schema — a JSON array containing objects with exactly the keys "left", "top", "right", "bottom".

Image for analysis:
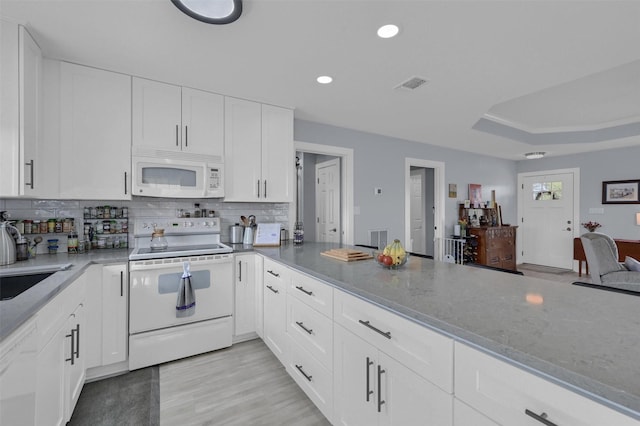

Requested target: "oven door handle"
[{"left": 129, "top": 256, "right": 232, "bottom": 271}]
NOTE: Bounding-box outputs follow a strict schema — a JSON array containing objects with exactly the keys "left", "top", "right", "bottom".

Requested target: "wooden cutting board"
[{"left": 321, "top": 248, "right": 373, "bottom": 262}]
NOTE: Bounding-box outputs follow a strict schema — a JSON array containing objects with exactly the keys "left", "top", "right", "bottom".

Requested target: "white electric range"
[{"left": 128, "top": 217, "right": 234, "bottom": 370}]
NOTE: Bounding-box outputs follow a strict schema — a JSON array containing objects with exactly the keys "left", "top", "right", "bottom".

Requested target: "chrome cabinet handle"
[
  {"left": 185, "top": 125, "right": 188, "bottom": 147},
  {"left": 124, "top": 172, "right": 128, "bottom": 195},
  {"left": 525, "top": 409, "right": 558, "bottom": 426},
  {"left": 238, "top": 260, "right": 242, "bottom": 282},
  {"left": 359, "top": 320, "right": 392, "bottom": 339},
  {"left": 74, "top": 324, "right": 80, "bottom": 359},
  {"left": 295, "top": 364, "right": 312, "bottom": 382},
  {"left": 295, "top": 321, "right": 313, "bottom": 335},
  {"left": 120, "top": 271, "right": 124, "bottom": 297},
  {"left": 266, "top": 285, "right": 279, "bottom": 294},
  {"left": 377, "top": 365, "right": 386, "bottom": 412},
  {"left": 365, "top": 357, "right": 373, "bottom": 402},
  {"left": 65, "top": 330, "right": 75, "bottom": 364},
  {"left": 25, "top": 160, "right": 34, "bottom": 189},
  {"left": 267, "top": 270, "right": 280, "bottom": 277},
  {"left": 264, "top": 180, "right": 267, "bottom": 198},
  {"left": 176, "top": 124, "right": 179, "bottom": 146},
  {"left": 295, "top": 285, "right": 313, "bottom": 296},
  {"left": 257, "top": 180, "right": 261, "bottom": 198}
]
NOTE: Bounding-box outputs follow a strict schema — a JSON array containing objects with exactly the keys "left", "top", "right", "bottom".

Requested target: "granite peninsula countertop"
[
  {"left": 257, "top": 242, "right": 640, "bottom": 420},
  {"left": 0, "top": 249, "right": 131, "bottom": 341}
]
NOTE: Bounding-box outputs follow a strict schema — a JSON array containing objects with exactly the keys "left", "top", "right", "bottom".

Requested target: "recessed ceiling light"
[
  {"left": 377, "top": 24, "right": 399, "bottom": 39},
  {"left": 171, "top": 0, "right": 242, "bottom": 24},
  {"left": 317, "top": 76, "right": 333, "bottom": 84},
  {"left": 524, "top": 152, "right": 546, "bottom": 160}
]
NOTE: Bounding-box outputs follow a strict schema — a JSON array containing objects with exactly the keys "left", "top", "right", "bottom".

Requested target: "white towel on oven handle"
[{"left": 176, "top": 261, "right": 196, "bottom": 317}]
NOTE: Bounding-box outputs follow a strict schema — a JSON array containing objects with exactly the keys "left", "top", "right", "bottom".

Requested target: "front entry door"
[
  {"left": 316, "top": 158, "right": 341, "bottom": 243},
  {"left": 521, "top": 172, "right": 575, "bottom": 269}
]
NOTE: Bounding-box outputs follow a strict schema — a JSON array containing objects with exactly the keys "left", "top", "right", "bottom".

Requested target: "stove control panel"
[{"left": 133, "top": 217, "right": 221, "bottom": 236}]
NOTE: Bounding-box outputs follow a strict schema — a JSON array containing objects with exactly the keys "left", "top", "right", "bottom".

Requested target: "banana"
[{"left": 390, "top": 239, "right": 406, "bottom": 265}]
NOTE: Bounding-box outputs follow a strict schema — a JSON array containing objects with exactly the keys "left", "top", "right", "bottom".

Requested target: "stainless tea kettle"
[{"left": 0, "top": 221, "right": 19, "bottom": 266}]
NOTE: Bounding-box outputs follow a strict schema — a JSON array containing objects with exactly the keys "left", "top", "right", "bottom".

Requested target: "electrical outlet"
[{"left": 374, "top": 187, "right": 382, "bottom": 195}]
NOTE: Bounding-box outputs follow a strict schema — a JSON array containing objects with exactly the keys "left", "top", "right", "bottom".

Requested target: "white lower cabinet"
[
  {"left": 0, "top": 318, "right": 38, "bottom": 426},
  {"left": 454, "top": 342, "right": 639, "bottom": 426},
  {"left": 85, "top": 263, "right": 128, "bottom": 376},
  {"left": 35, "top": 272, "right": 86, "bottom": 425},
  {"left": 263, "top": 258, "right": 289, "bottom": 364},
  {"left": 234, "top": 254, "right": 257, "bottom": 338},
  {"left": 334, "top": 323, "right": 453, "bottom": 426}
]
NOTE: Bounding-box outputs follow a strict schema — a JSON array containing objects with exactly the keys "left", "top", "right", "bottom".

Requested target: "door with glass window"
[{"left": 521, "top": 173, "right": 575, "bottom": 269}]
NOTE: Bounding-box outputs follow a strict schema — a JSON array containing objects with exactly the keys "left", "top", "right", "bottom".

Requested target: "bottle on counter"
[{"left": 67, "top": 227, "right": 78, "bottom": 254}]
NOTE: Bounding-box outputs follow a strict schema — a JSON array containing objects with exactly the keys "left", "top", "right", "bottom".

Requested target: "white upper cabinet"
[
  {"left": 59, "top": 62, "right": 132, "bottom": 200},
  {"left": 0, "top": 20, "right": 54, "bottom": 197},
  {"left": 132, "top": 77, "right": 224, "bottom": 158},
  {"left": 224, "top": 97, "right": 294, "bottom": 202}
]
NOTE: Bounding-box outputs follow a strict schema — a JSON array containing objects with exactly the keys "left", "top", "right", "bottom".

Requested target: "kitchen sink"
[{"left": 0, "top": 272, "right": 55, "bottom": 301}]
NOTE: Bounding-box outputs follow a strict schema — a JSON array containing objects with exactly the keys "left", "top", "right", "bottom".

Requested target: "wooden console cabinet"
[{"left": 468, "top": 226, "right": 518, "bottom": 271}]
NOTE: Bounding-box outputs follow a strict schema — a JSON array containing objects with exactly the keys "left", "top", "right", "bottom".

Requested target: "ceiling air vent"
[{"left": 395, "top": 76, "right": 429, "bottom": 91}]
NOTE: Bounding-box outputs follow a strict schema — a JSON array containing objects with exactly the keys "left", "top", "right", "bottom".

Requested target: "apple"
[
  {"left": 382, "top": 255, "right": 393, "bottom": 266},
  {"left": 377, "top": 253, "right": 386, "bottom": 263}
]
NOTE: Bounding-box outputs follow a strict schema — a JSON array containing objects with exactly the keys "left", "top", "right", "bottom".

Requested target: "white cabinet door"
[
  {"left": 453, "top": 399, "right": 499, "bottom": 426},
  {"left": 18, "top": 25, "right": 50, "bottom": 197},
  {"left": 64, "top": 302, "right": 85, "bottom": 422},
  {"left": 333, "top": 324, "right": 379, "bottom": 426},
  {"left": 378, "top": 351, "right": 452, "bottom": 426},
  {"left": 132, "top": 77, "right": 182, "bottom": 151},
  {"left": 0, "top": 21, "right": 49, "bottom": 197},
  {"left": 102, "top": 263, "right": 128, "bottom": 365},
  {"left": 0, "top": 319, "right": 38, "bottom": 426},
  {"left": 0, "top": 18, "right": 20, "bottom": 196},
  {"left": 255, "top": 255, "right": 264, "bottom": 339},
  {"left": 263, "top": 259, "right": 289, "bottom": 364},
  {"left": 59, "top": 62, "right": 131, "bottom": 200},
  {"left": 35, "top": 323, "right": 66, "bottom": 426},
  {"left": 234, "top": 254, "right": 257, "bottom": 337},
  {"left": 224, "top": 96, "right": 262, "bottom": 201},
  {"left": 261, "top": 104, "right": 294, "bottom": 202},
  {"left": 182, "top": 87, "right": 224, "bottom": 158}
]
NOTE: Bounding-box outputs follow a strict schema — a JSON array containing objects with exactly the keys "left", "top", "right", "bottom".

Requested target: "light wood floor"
[
  {"left": 160, "top": 339, "right": 331, "bottom": 426},
  {"left": 160, "top": 265, "right": 588, "bottom": 425}
]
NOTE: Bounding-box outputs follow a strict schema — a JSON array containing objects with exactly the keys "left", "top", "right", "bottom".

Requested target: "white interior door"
[
  {"left": 521, "top": 172, "right": 575, "bottom": 269},
  {"left": 315, "top": 158, "right": 341, "bottom": 243},
  {"left": 410, "top": 168, "right": 426, "bottom": 254}
]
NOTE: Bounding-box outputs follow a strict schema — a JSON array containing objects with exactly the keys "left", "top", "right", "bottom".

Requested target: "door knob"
[
  {"left": 566, "top": 227, "right": 572, "bottom": 231},
  {"left": 330, "top": 228, "right": 337, "bottom": 232}
]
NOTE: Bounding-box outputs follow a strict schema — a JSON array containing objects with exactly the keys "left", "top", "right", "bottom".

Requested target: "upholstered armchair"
[{"left": 580, "top": 232, "right": 640, "bottom": 293}]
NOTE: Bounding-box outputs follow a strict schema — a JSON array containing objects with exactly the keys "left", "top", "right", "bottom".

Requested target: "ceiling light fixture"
[
  {"left": 377, "top": 24, "right": 399, "bottom": 39},
  {"left": 524, "top": 152, "right": 546, "bottom": 160},
  {"left": 171, "top": 0, "right": 242, "bottom": 24},
  {"left": 317, "top": 76, "right": 333, "bottom": 84}
]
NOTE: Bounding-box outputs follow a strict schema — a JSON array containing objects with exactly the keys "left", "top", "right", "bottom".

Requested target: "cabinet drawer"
[
  {"left": 263, "top": 257, "right": 289, "bottom": 288},
  {"left": 334, "top": 290, "right": 453, "bottom": 393},
  {"left": 287, "top": 296, "right": 333, "bottom": 370},
  {"left": 455, "top": 342, "right": 639, "bottom": 426},
  {"left": 288, "top": 269, "right": 333, "bottom": 318},
  {"left": 286, "top": 334, "right": 333, "bottom": 423}
]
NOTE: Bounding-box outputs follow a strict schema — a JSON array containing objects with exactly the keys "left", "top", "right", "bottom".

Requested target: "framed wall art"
[
  {"left": 468, "top": 183, "right": 482, "bottom": 208},
  {"left": 602, "top": 179, "right": 640, "bottom": 204}
]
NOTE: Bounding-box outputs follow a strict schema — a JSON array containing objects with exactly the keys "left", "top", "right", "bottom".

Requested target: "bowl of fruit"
[{"left": 374, "top": 239, "right": 408, "bottom": 269}]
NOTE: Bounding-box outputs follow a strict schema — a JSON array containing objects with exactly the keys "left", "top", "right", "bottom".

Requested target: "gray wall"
[
  {"left": 295, "top": 119, "right": 518, "bottom": 245},
  {"left": 517, "top": 145, "right": 640, "bottom": 239}
]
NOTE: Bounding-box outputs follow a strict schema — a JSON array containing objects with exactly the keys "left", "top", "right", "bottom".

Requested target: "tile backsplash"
[{"left": 0, "top": 197, "right": 290, "bottom": 254}]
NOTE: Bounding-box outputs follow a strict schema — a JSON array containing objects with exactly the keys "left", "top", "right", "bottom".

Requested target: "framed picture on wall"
[
  {"left": 602, "top": 179, "right": 640, "bottom": 204},
  {"left": 469, "top": 184, "right": 482, "bottom": 208}
]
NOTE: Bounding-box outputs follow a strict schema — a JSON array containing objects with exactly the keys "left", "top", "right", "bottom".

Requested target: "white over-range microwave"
[{"left": 132, "top": 148, "right": 224, "bottom": 198}]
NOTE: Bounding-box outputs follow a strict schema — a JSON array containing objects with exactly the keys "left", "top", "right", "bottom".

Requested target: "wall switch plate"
[
  {"left": 588, "top": 207, "right": 605, "bottom": 214},
  {"left": 374, "top": 187, "right": 382, "bottom": 195}
]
